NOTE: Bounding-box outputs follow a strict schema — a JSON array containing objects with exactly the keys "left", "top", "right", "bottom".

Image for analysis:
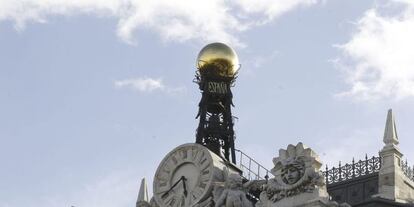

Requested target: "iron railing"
[
  {"left": 323, "top": 155, "right": 381, "bottom": 185},
  {"left": 235, "top": 149, "right": 270, "bottom": 180},
  {"left": 234, "top": 149, "right": 414, "bottom": 186},
  {"left": 401, "top": 160, "right": 414, "bottom": 182}
]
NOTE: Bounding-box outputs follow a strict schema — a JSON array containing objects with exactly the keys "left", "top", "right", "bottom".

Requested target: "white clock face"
[{"left": 153, "top": 144, "right": 214, "bottom": 207}]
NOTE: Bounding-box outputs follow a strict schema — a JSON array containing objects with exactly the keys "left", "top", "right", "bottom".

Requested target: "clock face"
[{"left": 153, "top": 144, "right": 214, "bottom": 207}]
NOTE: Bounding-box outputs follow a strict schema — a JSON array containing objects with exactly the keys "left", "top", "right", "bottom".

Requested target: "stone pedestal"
[
  {"left": 270, "top": 187, "right": 330, "bottom": 207},
  {"left": 261, "top": 187, "right": 350, "bottom": 207},
  {"left": 377, "top": 145, "right": 404, "bottom": 202},
  {"left": 376, "top": 109, "right": 414, "bottom": 203},
  {"left": 377, "top": 144, "right": 414, "bottom": 203}
]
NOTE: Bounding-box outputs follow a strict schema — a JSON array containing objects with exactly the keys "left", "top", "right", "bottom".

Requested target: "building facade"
[{"left": 135, "top": 43, "right": 414, "bottom": 207}]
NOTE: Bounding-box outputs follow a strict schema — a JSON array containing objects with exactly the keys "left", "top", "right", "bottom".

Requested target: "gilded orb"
[{"left": 196, "top": 42, "right": 239, "bottom": 78}]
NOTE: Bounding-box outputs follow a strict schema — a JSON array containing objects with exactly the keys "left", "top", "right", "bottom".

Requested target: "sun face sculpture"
[
  {"left": 258, "top": 143, "right": 326, "bottom": 204},
  {"left": 280, "top": 159, "right": 305, "bottom": 185}
]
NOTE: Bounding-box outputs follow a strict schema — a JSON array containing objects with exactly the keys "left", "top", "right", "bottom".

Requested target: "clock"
[{"left": 153, "top": 143, "right": 228, "bottom": 207}]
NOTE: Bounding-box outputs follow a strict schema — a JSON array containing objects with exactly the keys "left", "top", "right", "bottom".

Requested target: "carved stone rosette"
[{"left": 256, "top": 142, "right": 327, "bottom": 207}]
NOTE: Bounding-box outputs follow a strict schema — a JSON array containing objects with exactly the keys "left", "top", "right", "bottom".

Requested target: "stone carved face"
[
  {"left": 281, "top": 163, "right": 304, "bottom": 185},
  {"left": 264, "top": 143, "right": 325, "bottom": 204}
]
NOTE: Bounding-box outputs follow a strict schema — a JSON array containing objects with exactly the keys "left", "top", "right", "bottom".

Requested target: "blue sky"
[{"left": 2, "top": 0, "right": 414, "bottom": 207}]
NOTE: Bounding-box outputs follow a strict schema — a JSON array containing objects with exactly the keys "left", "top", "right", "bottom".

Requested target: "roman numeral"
[
  {"left": 180, "top": 149, "right": 188, "bottom": 160},
  {"left": 187, "top": 148, "right": 193, "bottom": 161},
  {"left": 161, "top": 191, "right": 170, "bottom": 199},
  {"left": 162, "top": 168, "right": 171, "bottom": 175},
  {"left": 192, "top": 150, "right": 200, "bottom": 162},
  {"left": 200, "top": 156, "right": 207, "bottom": 165},
  {"left": 162, "top": 161, "right": 173, "bottom": 174},
  {"left": 179, "top": 197, "right": 185, "bottom": 207},
  {"left": 156, "top": 187, "right": 169, "bottom": 196},
  {"left": 196, "top": 151, "right": 205, "bottom": 164},
  {"left": 199, "top": 181, "right": 207, "bottom": 189},
  {"left": 201, "top": 169, "right": 209, "bottom": 175},
  {"left": 171, "top": 155, "right": 178, "bottom": 165},
  {"left": 159, "top": 181, "right": 168, "bottom": 187},
  {"left": 192, "top": 187, "right": 203, "bottom": 198},
  {"left": 199, "top": 158, "right": 210, "bottom": 170},
  {"left": 168, "top": 197, "right": 176, "bottom": 206},
  {"left": 162, "top": 192, "right": 174, "bottom": 202}
]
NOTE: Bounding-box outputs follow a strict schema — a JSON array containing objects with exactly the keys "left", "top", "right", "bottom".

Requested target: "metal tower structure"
[{"left": 194, "top": 42, "right": 239, "bottom": 164}]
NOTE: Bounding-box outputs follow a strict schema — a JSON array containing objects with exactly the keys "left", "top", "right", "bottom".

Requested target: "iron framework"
[{"left": 194, "top": 69, "right": 237, "bottom": 164}]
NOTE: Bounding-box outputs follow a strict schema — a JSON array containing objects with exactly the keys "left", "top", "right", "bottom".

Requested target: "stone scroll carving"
[{"left": 257, "top": 142, "right": 326, "bottom": 207}]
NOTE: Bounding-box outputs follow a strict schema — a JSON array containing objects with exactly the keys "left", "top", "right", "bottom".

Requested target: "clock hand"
[
  {"left": 182, "top": 176, "right": 188, "bottom": 197},
  {"left": 162, "top": 176, "right": 186, "bottom": 198}
]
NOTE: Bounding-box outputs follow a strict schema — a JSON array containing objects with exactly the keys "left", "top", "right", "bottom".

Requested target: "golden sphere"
[{"left": 196, "top": 42, "right": 239, "bottom": 78}]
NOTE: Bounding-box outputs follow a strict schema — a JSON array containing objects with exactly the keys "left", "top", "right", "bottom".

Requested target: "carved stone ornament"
[
  {"left": 213, "top": 168, "right": 253, "bottom": 207},
  {"left": 257, "top": 143, "right": 326, "bottom": 206}
]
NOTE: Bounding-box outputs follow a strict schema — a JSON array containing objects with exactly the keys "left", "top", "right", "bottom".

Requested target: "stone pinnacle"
[
  {"left": 383, "top": 109, "right": 399, "bottom": 146},
  {"left": 137, "top": 178, "right": 149, "bottom": 203}
]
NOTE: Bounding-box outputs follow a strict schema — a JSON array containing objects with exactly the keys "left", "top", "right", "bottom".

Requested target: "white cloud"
[
  {"left": 337, "top": 0, "right": 414, "bottom": 101},
  {"left": 235, "top": 0, "right": 320, "bottom": 23},
  {"left": 114, "top": 77, "right": 164, "bottom": 92},
  {"left": 0, "top": 0, "right": 320, "bottom": 46},
  {"left": 114, "top": 77, "right": 186, "bottom": 95}
]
